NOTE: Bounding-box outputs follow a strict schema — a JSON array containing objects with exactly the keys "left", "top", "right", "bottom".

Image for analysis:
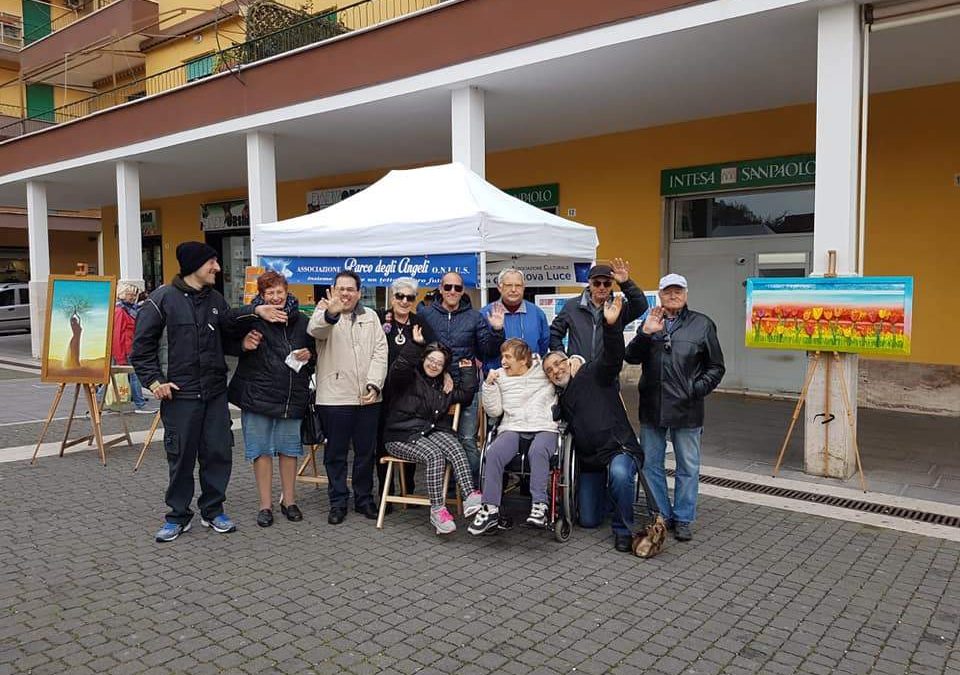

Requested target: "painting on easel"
[
  {"left": 745, "top": 276, "right": 913, "bottom": 357},
  {"left": 41, "top": 276, "right": 117, "bottom": 384}
]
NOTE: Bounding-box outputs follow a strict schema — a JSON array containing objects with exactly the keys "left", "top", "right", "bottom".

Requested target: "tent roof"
[{"left": 254, "top": 163, "right": 598, "bottom": 260}]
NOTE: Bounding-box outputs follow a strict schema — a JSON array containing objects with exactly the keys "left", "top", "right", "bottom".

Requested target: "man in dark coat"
[
  {"left": 549, "top": 258, "right": 648, "bottom": 363},
  {"left": 625, "top": 273, "right": 725, "bottom": 542},
  {"left": 131, "top": 242, "right": 286, "bottom": 543},
  {"left": 420, "top": 271, "right": 505, "bottom": 478},
  {"left": 542, "top": 296, "right": 651, "bottom": 553}
]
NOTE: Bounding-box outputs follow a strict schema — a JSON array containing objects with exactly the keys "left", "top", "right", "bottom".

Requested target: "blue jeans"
[
  {"left": 129, "top": 372, "right": 146, "bottom": 408},
  {"left": 457, "top": 394, "right": 480, "bottom": 482},
  {"left": 641, "top": 425, "right": 703, "bottom": 524},
  {"left": 577, "top": 452, "right": 639, "bottom": 536},
  {"left": 241, "top": 410, "right": 303, "bottom": 462}
]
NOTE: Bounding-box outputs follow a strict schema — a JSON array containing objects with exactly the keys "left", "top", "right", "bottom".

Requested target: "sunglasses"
[
  {"left": 424, "top": 356, "right": 446, "bottom": 368},
  {"left": 590, "top": 279, "right": 613, "bottom": 288},
  {"left": 394, "top": 293, "right": 416, "bottom": 302},
  {"left": 662, "top": 334, "right": 673, "bottom": 353},
  {"left": 442, "top": 284, "right": 464, "bottom": 292}
]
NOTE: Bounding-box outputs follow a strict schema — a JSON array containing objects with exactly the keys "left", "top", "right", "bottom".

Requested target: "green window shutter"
[
  {"left": 26, "top": 83, "right": 54, "bottom": 122},
  {"left": 21, "top": 0, "right": 50, "bottom": 44},
  {"left": 185, "top": 55, "right": 214, "bottom": 82}
]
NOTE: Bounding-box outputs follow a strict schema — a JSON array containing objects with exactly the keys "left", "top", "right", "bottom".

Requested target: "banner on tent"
[
  {"left": 484, "top": 258, "right": 593, "bottom": 287},
  {"left": 260, "top": 254, "right": 479, "bottom": 287}
]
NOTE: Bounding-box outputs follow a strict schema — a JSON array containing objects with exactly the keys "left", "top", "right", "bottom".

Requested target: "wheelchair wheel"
[{"left": 555, "top": 432, "right": 576, "bottom": 542}]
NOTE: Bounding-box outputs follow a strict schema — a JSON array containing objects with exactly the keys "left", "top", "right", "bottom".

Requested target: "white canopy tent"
[{"left": 253, "top": 163, "right": 599, "bottom": 302}]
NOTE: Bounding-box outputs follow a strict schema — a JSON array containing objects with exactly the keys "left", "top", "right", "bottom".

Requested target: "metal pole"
[{"left": 479, "top": 250, "right": 488, "bottom": 306}]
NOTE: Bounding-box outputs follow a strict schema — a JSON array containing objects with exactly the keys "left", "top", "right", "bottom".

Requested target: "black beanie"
[{"left": 176, "top": 241, "right": 218, "bottom": 277}]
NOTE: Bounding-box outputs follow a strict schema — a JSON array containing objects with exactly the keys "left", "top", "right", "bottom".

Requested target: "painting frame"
[
  {"left": 41, "top": 275, "right": 117, "bottom": 385},
  {"left": 745, "top": 276, "right": 913, "bottom": 357}
]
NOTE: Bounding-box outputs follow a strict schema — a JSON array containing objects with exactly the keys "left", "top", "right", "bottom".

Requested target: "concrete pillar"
[
  {"left": 246, "top": 130, "right": 277, "bottom": 266},
  {"left": 116, "top": 160, "right": 144, "bottom": 287},
  {"left": 451, "top": 86, "right": 485, "bottom": 177},
  {"left": 26, "top": 180, "right": 49, "bottom": 359},
  {"left": 805, "top": 2, "right": 862, "bottom": 481}
]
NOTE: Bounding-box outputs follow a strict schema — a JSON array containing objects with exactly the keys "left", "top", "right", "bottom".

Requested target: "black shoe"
[
  {"left": 328, "top": 507, "right": 347, "bottom": 525},
  {"left": 257, "top": 509, "right": 274, "bottom": 528},
  {"left": 674, "top": 522, "right": 692, "bottom": 542},
  {"left": 280, "top": 503, "right": 303, "bottom": 522},
  {"left": 614, "top": 534, "right": 633, "bottom": 552},
  {"left": 356, "top": 502, "right": 378, "bottom": 520}
]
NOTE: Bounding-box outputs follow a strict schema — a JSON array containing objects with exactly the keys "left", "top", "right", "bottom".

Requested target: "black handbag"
[{"left": 300, "top": 404, "right": 325, "bottom": 446}]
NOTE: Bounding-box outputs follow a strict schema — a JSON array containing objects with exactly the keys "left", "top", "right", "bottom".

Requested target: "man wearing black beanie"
[{"left": 131, "top": 241, "right": 286, "bottom": 542}]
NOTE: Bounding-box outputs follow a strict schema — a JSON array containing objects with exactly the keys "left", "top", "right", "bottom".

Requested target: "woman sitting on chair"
[
  {"left": 468, "top": 338, "right": 558, "bottom": 536},
  {"left": 383, "top": 326, "right": 483, "bottom": 535}
]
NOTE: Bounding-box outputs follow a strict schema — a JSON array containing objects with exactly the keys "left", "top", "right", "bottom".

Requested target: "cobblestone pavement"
[{"left": 1, "top": 441, "right": 959, "bottom": 675}]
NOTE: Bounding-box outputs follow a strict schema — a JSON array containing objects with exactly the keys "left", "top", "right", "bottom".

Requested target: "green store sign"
[
  {"left": 661, "top": 154, "right": 816, "bottom": 196},
  {"left": 505, "top": 183, "right": 559, "bottom": 209}
]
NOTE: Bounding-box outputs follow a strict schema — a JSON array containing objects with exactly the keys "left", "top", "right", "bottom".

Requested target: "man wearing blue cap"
[{"left": 625, "top": 273, "right": 725, "bottom": 542}]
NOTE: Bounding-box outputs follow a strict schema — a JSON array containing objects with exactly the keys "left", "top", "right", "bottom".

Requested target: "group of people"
[{"left": 130, "top": 241, "right": 725, "bottom": 553}]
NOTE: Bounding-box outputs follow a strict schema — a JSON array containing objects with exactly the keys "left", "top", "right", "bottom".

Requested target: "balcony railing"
[
  {"left": 21, "top": 0, "right": 119, "bottom": 44},
  {"left": 0, "top": 14, "right": 23, "bottom": 48},
  {"left": 1, "top": 0, "right": 443, "bottom": 139}
]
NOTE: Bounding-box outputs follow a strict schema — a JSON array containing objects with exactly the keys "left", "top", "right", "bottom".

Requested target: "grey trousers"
[{"left": 482, "top": 431, "right": 557, "bottom": 506}]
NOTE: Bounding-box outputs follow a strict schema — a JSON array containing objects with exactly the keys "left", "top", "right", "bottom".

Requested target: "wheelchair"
[{"left": 478, "top": 413, "right": 577, "bottom": 542}]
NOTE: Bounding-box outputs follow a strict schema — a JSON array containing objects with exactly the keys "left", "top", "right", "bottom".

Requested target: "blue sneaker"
[
  {"left": 155, "top": 521, "right": 191, "bottom": 542},
  {"left": 200, "top": 514, "right": 237, "bottom": 533}
]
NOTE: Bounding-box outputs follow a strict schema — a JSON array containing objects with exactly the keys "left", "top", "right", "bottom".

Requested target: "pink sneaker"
[
  {"left": 431, "top": 507, "right": 456, "bottom": 535},
  {"left": 464, "top": 490, "right": 483, "bottom": 517}
]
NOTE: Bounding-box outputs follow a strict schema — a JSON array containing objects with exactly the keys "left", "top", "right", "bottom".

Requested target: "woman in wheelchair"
[
  {"left": 468, "top": 339, "right": 558, "bottom": 535},
  {"left": 382, "top": 326, "right": 483, "bottom": 534}
]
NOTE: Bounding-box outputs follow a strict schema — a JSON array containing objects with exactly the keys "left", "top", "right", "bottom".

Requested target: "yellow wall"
[
  {"left": 0, "top": 0, "right": 21, "bottom": 16},
  {"left": 145, "top": 17, "right": 244, "bottom": 77},
  {"left": 0, "top": 64, "right": 21, "bottom": 116},
  {"left": 0, "top": 227, "right": 98, "bottom": 274},
  {"left": 100, "top": 82, "right": 960, "bottom": 366}
]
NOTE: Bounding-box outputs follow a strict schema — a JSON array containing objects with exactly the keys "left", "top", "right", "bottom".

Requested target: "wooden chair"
[{"left": 376, "top": 403, "right": 464, "bottom": 529}]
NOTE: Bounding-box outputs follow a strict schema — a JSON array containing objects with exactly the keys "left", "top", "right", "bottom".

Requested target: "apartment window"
[
  {"left": 185, "top": 54, "right": 214, "bottom": 82},
  {"left": 0, "top": 13, "right": 22, "bottom": 46}
]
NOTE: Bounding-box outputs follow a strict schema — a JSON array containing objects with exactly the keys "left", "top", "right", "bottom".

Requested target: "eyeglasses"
[
  {"left": 590, "top": 279, "right": 613, "bottom": 288},
  {"left": 334, "top": 286, "right": 358, "bottom": 293},
  {"left": 394, "top": 293, "right": 416, "bottom": 302},
  {"left": 500, "top": 283, "right": 523, "bottom": 290},
  {"left": 442, "top": 284, "right": 464, "bottom": 292},
  {"left": 424, "top": 356, "right": 446, "bottom": 368},
  {"left": 663, "top": 335, "right": 672, "bottom": 353}
]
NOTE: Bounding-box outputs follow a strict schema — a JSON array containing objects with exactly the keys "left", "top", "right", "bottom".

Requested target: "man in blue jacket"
[
  {"left": 421, "top": 271, "right": 505, "bottom": 478},
  {"left": 480, "top": 268, "right": 550, "bottom": 373}
]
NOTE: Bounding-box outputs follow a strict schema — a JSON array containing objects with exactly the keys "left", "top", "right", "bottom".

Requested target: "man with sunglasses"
[
  {"left": 421, "top": 271, "right": 505, "bottom": 478},
  {"left": 549, "top": 258, "right": 648, "bottom": 363},
  {"left": 625, "top": 273, "right": 725, "bottom": 542}
]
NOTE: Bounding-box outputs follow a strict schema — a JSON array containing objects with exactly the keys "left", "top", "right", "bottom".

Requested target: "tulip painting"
[{"left": 745, "top": 277, "right": 912, "bottom": 356}]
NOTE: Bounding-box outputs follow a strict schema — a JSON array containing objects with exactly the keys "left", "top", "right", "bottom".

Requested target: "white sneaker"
[
  {"left": 463, "top": 490, "right": 483, "bottom": 518},
  {"left": 430, "top": 507, "right": 456, "bottom": 535},
  {"left": 526, "top": 502, "right": 548, "bottom": 527},
  {"left": 468, "top": 505, "right": 500, "bottom": 536}
]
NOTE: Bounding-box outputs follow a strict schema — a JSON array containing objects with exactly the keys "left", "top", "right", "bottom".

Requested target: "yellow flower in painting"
[
  {"left": 811, "top": 307, "right": 823, "bottom": 320},
  {"left": 775, "top": 325, "right": 785, "bottom": 336},
  {"left": 802, "top": 309, "right": 812, "bottom": 321},
  {"left": 878, "top": 309, "right": 891, "bottom": 320},
  {"left": 841, "top": 327, "right": 853, "bottom": 338}
]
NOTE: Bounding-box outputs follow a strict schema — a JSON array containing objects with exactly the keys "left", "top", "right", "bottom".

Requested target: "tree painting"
[{"left": 58, "top": 295, "right": 92, "bottom": 369}]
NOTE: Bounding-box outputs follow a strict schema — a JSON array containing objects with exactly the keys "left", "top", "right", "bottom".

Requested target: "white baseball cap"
[{"left": 658, "top": 273, "right": 688, "bottom": 290}]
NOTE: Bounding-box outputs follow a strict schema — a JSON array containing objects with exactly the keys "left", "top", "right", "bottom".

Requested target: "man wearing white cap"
[{"left": 625, "top": 273, "right": 725, "bottom": 542}]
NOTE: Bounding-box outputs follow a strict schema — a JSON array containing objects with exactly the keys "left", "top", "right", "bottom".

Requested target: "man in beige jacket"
[{"left": 307, "top": 270, "right": 388, "bottom": 524}]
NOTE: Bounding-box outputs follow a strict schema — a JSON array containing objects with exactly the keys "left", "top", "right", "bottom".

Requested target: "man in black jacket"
[
  {"left": 625, "top": 273, "right": 725, "bottom": 542},
  {"left": 542, "top": 296, "right": 651, "bottom": 553},
  {"left": 131, "top": 242, "right": 285, "bottom": 543},
  {"left": 549, "top": 258, "right": 648, "bottom": 363}
]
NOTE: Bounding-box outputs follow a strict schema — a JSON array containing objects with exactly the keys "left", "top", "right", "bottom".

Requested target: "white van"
[{"left": 0, "top": 283, "right": 30, "bottom": 332}]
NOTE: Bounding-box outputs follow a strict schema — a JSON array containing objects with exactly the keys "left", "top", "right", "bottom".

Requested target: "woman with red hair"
[{"left": 228, "top": 271, "right": 315, "bottom": 527}]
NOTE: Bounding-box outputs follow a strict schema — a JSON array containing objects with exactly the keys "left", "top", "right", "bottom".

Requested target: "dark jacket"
[
  {"left": 227, "top": 295, "right": 315, "bottom": 419},
  {"left": 420, "top": 295, "right": 504, "bottom": 391},
  {"left": 625, "top": 306, "right": 725, "bottom": 428},
  {"left": 555, "top": 322, "right": 642, "bottom": 472},
  {"left": 383, "top": 341, "right": 477, "bottom": 443},
  {"left": 131, "top": 276, "right": 257, "bottom": 401},
  {"left": 376, "top": 308, "right": 437, "bottom": 367},
  {"left": 549, "top": 279, "right": 648, "bottom": 362}
]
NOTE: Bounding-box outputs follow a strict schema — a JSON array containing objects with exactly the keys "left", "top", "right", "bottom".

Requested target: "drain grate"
[{"left": 664, "top": 469, "right": 960, "bottom": 529}]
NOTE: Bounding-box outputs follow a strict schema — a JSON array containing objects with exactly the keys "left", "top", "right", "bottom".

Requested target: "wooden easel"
[
  {"left": 296, "top": 444, "right": 329, "bottom": 488},
  {"left": 31, "top": 382, "right": 108, "bottom": 465},
  {"left": 133, "top": 410, "right": 163, "bottom": 472},
  {"left": 771, "top": 251, "right": 868, "bottom": 492}
]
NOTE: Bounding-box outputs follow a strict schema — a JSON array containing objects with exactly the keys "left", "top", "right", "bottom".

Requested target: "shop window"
[
  {"left": 185, "top": 54, "right": 214, "bottom": 82},
  {"left": 673, "top": 187, "right": 814, "bottom": 240},
  {"left": 19, "top": 287, "right": 29, "bottom": 304},
  {"left": 0, "top": 289, "right": 14, "bottom": 307}
]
